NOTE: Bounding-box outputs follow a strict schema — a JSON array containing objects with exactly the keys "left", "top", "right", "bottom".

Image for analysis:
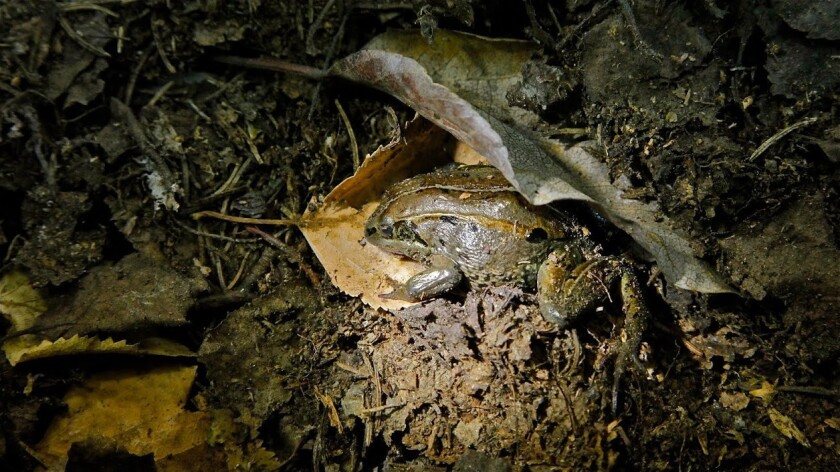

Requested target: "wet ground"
[{"left": 1, "top": 1, "right": 838, "bottom": 470}]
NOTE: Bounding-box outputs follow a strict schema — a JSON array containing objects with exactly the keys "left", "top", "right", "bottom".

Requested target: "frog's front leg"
[
  {"left": 382, "top": 258, "right": 463, "bottom": 302},
  {"left": 537, "top": 246, "right": 649, "bottom": 413},
  {"left": 536, "top": 243, "right": 621, "bottom": 327},
  {"left": 611, "top": 270, "right": 649, "bottom": 410}
]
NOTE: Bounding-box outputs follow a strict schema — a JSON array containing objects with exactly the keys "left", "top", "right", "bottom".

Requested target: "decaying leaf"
[
  {"left": 363, "top": 30, "right": 540, "bottom": 128},
  {"left": 749, "top": 380, "right": 776, "bottom": 402},
  {"left": 767, "top": 407, "right": 810, "bottom": 447},
  {"left": 32, "top": 365, "right": 279, "bottom": 470},
  {"left": 34, "top": 365, "right": 206, "bottom": 469},
  {"left": 328, "top": 30, "right": 732, "bottom": 294},
  {"left": 0, "top": 270, "right": 47, "bottom": 331},
  {"left": 299, "top": 119, "right": 454, "bottom": 311},
  {"left": 3, "top": 334, "right": 195, "bottom": 366}
]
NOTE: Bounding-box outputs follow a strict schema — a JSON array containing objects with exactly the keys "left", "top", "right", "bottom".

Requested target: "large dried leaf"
[
  {"left": 363, "top": 30, "right": 540, "bottom": 127},
  {"left": 3, "top": 334, "right": 195, "bottom": 366},
  {"left": 32, "top": 365, "right": 279, "bottom": 470},
  {"left": 34, "top": 365, "right": 206, "bottom": 469},
  {"left": 299, "top": 119, "right": 454, "bottom": 311},
  {"left": 328, "top": 30, "right": 731, "bottom": 293}
]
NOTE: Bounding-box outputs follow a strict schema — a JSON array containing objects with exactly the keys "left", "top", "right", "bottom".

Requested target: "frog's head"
[{"left": 364, "top": 212, "right": 430, "bottom": 260}]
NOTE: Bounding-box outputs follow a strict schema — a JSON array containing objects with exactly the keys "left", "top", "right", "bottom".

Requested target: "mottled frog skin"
[
  {"left": 365, "top": 165, "right": 650, "bottom": 411},
  {"left": 364, "top": 165, "right": 648, "bottom": 333}
]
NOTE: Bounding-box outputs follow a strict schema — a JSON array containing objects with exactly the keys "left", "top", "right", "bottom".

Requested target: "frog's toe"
[
  {"left": 537, "top": 252, "right": 606, "bottom": 327},
  {"left": 610, "top": 272, "right": 650, "bottom": 414},
  {"left": 386, "top": 266, "right": 463, "bottom": 302}
]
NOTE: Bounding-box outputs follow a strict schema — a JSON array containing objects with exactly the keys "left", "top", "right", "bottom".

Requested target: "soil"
[{"left": 1, "top": 1, "right": 838, "bottom": 471}]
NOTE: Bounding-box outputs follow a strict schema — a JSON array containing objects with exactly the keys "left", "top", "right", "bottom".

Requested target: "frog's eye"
[
  {"left": 379, "top": 224, "right": 394, "bottom": 238},
  {"left": 526, "top": 227, "right": 548, "bottom": 242}
]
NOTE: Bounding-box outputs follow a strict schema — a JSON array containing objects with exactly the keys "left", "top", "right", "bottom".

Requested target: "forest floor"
[{"left": 1, "top": 1, "right": 838, "bottom": 471}]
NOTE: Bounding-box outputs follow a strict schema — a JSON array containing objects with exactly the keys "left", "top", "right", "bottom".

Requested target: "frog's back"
[
  {"left": 381, "top": 166, "right": 578, "bottom": 287},
  {"left": 380, "top": 165, "right": 570, "bottom": 239}
]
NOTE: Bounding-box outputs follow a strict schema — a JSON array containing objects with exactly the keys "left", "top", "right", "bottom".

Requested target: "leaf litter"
[
  {"left": 2, "top": 2, "right": 839, "bottom": 470},
  {"left": 328, "top": 30, "right": 732, "bottom": 294}
]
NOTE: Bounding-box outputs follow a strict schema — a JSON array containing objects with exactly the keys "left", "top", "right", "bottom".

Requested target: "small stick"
[
  {"left": 57, "top": 15, "right": 111, "bottom": 57},
  {"left": 213, "top": 55, "right": 326, "bottom": 80},
  {"left": 246, "top": 226, "right": 321, "bottom": 288},
  {"left": 191, "top": 210, "right": 296, "bottom": 226},
  {"left": 749, "top": 116, "right": 818, "bottom": 161},
  {"left": 335, "top": 99, "right": 360, "bottom": 170}
]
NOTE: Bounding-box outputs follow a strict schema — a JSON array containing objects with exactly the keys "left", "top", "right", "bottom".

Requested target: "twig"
[
  {"left": 170, "top": 217, "right": 261, "bottom": 244},
  {"left": 336, "top": 361, "right": 370, "bottom": 378},
  {"left": 777, "top": 385, "right": 839, "bottom": 397},
  {"left": 226, "top": 250, "right": 252, "bottom": 290},
  {"left": 619, "top": 0, "right": 663, "bottom": 61},
  {"left": 525, "top": 0, "right": 559, "bottom": 50},
  {"left": 308, "top": 10, "right": 348, "bottom": 119},
  {"left": 57, "top": 15, "right": 111, "bottom": 57},
  {"left": 305, "top": 0, "right": 336, "bottom": 55},
  {"left": 151, "top": 13, "right": 177, "bottom": 73},
  {"left": 147, "top": 80, "right": 174, "bottom": 107},
  {"left": 558, "top": 0, "right": 611, "bottom": 50},
  {"left": 110, "top": 97, "right": 180, "bottom": 210},
  {"left": 236, "top": 247, "right": 276, "bottom": 291},
  {"left": 335, "top": 99, "right": 359, "bottom": 170},
  {"left": 360, "top": 403, "right": 404, "bottom": 414},
  {"left": 124, "top": 45, "right": 152, "bottom": 104},
  {"left": 246, "top": 226, "right": 321, "bottom": 288},
  {"left": 211, "top": 252, "right": 226, "bottom": 288},
  {"left": 191, "top": 210, "right": 296, "bottom": 226},
  {"left": 58, "top": 3, "right": 119, "bottom": 16},
  {"left": 213, "top": 55, "right": 326, "bottom": 80},
  {"left": 748, "top": 116, "right": 818, "bottom": 161}
]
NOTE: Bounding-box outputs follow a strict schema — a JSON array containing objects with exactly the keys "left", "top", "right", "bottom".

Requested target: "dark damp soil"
[{"left": 1, "top": 1, "right": 838, "bottom": 471}]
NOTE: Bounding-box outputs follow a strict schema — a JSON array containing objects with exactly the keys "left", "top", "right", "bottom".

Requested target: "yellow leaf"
[
  {"left": 2, "top": 334, "right": 195, "bottom": 366},
  {"left": 767, "top": 407, "right": 810, "bottom": 447},
  {"left": 0, "top": 271, "right": 46, "bottom": 331},
  {"left": 748, "top": 380, "right": 776, "bottom": 402},
  {"left": 298, "top": 118, "right": 452, "bottom": 312},
  {"left": 34, "top": 365, "right": 204, "bottom": 469}
]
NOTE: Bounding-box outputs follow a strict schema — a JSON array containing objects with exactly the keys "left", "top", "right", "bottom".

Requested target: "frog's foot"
[
  {"left": 610, "top": 271, "right": 649, "bottom": 414},
  {"left": 381, "top": 265, "right": 463, "bottom": 302},
  {"left": 537, "top": 249, "right": 619, "bottom": 327},
  {"left": 537, "top": 249, "right": 650, "bottom": 414}
]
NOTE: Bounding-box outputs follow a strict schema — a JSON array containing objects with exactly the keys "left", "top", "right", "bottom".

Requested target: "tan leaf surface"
[
  {"left": 3, "top": 334, "right": 194, "bottom": 366},
  {"left": 0, "top": 270, "right": 47, "bottom": 331},
  {"left": 767, "top": 407, "right": 810, "bottom": 447},
  {"left": 35, "top": 365, "right": 206, "bottom": 469},
  {"left": 299, "top": 119, "right": 454, "bottom": 311},
  {"left": 327, "top": 30, "right": 732, "bottom": 294},
  {"left": 363, "top": 29, "right": 539, "bottom": 127}
]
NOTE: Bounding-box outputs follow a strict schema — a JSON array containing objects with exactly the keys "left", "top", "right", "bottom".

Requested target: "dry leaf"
[
  {"left": 34, "top": 365, "right": 206, "bottom": 469},
  {"left": 719, "top": 391, "right": 750, "bottom": 411},
  {"left": 3, "top": 334, "right": 194, "bottom": 366},
  {"left": 0, "top": 270, "right": 47, "bottom": 331},
  {"left": 299, "top": 119, "right": 453, "bottom": 311},
  {"left": 749, "top": 380, "right": 777, "bottom": 402},
  {"left": 767, "top": 407, "right": 810, "bottom": 447},
  {"left": 329, "top": 30, "right": 732, "bottom": 294},
  {"left": 33, "top": 365, "right": 278, "bottom": 470},
  {"left": 363, "top": 29, "right": 540, "bottom": 127}
]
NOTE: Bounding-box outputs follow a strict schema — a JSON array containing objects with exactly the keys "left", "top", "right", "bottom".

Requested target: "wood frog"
[
  {"left": 365, "top": 165, "right": 647, "bottom": 328},
  {"left": 365, "top": 165, "right": 648, "bottom": 410}
]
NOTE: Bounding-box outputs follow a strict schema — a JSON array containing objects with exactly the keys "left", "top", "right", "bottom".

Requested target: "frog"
[{"left": 364, "top": 165, "right": 649, "bottom": 411}]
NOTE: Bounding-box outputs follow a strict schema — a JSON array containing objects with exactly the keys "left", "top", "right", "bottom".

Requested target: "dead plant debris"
[{"left": 0, "top": 1, "right": 838, "bottom": 471}]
